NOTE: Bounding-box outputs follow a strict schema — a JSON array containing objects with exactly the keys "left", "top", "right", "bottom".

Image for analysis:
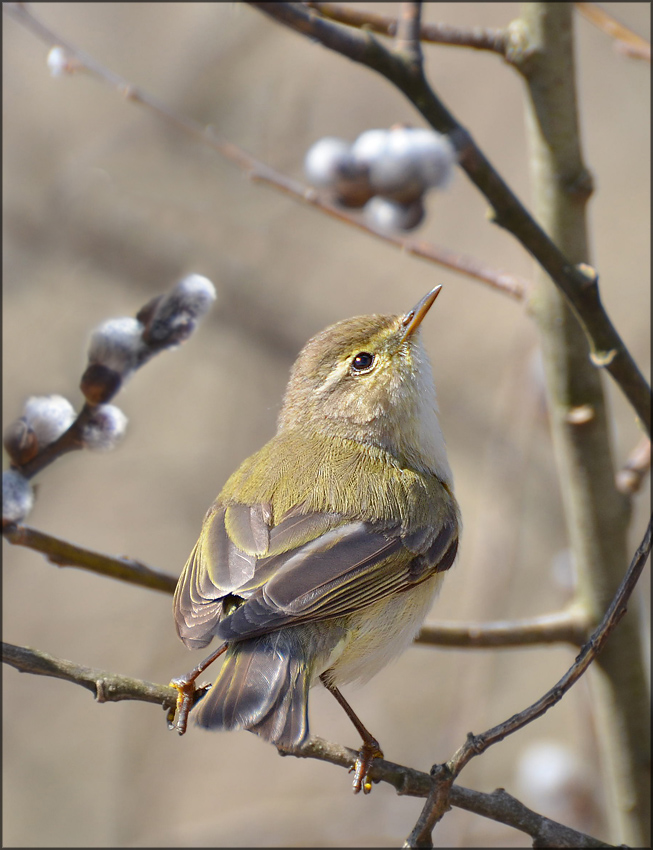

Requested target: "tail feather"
[
  {"left": 249, "top": 656, "right": 310, "bottom": 748},
  {"left": 193, "top": 631, "right": 311, "bottom": 750}
]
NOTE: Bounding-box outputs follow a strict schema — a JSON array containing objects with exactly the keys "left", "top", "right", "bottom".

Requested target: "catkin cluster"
[
  {"left": 304, "top": 126, "right": 456, "bottom": 231},
  {"left": 3, "top": 274, "right": 216, "bottom": 526}
]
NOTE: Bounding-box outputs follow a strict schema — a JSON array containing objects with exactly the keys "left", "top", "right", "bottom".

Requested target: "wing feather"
[{"left": 174, "top": 484, "right": 459, "bottom": 649}]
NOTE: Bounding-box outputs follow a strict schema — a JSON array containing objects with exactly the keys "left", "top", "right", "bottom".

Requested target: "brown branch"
[
  {"left": 409, "top": 513, "right": 652, "bottom": 844},
  {"left": 395, "top": 2, "right": 423, "bottom": 68},
  {"left": 2, "top": 641, "right": 179, "bottom": 711},
  {"left": 2, "top": 640, "right": 615, "bottom": 847},
  {"left": 444, "top": 786, "right": 613, "bottom": 849},
  {"left": 305, "top": 2, "right": 510, "bottom": 56},
  {"left": 416, "top": 606, "right": 591, "bottom": 648},
  {"left": 2, "top": 523, "right": 178, "bottom": 594},
  {"left": 1, "top": 2, "right": 528, "bottom": 303},
  {"left": 247, "top": 2, "right": 652, "bottom": 436},
  {"left": 3, "top": 520, "right": 596, "bottom": 647},
  {"left": 576, "top": 2, "right": 651, "bottom": 62},
  {"left": 615, "top": 436, "right": 651, "bottom": 496}
]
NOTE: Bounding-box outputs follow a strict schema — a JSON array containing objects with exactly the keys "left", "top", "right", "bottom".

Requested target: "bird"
[{"left": 172, "top": 285, "right": 459, "bottom": 793}]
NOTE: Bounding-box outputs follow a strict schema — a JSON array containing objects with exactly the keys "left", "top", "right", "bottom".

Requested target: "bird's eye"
[{"left": 351, "top": 351, "right": 375, "bottom": 373}]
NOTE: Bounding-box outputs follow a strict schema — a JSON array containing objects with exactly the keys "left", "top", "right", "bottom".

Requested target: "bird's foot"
[{"left": 350, "top": 738, "right": 384, "bottom": 794}]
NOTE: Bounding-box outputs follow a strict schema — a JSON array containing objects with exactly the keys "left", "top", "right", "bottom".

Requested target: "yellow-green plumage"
[
  {"left": 220, "top": 430, "right": 455, "bottom": 533},
  {"left": 174, "top": 288, "right": 459, "bottom": 751}
]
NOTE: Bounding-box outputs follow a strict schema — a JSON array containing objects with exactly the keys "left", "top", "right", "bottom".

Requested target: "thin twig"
[
  {"left": 2, "top": 524, "right": 178, "bottom": 594},
  {"left": 408, "top": 514, "right": 652, "bottom": 844},
  {"left": 1, "top": 641, "right": 616, "bottom": 847},
  {"left": 1, "top": 2, "right": 529, "bottom": 302},
  {"left": 304, "top": 3, "right": 510, "bottom": 56},
  {"left": 247, "top": 1, "right": 652, "bottom": 436},
  {"left": 576, "top": 2, "right": 651, "bottom": 62},
  {"left": 2, "top": 641, "right": 179, "bottom": 710}
]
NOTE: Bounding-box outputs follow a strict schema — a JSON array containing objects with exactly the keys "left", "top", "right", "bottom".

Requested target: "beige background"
[{"left": 3, "top": 3, "right": 650, "bottom": 847}]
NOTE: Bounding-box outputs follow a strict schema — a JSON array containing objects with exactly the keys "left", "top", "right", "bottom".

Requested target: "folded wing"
[{"left": 174, "top": 500, "right": 458, "bottom": 649}]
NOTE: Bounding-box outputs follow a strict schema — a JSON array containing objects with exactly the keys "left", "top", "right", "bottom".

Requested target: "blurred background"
[{"left": 2, "top": 3, "right": 650, "bottom": 847}]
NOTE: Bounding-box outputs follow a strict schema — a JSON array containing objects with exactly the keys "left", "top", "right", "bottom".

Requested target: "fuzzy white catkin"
[
  {"left": 172, "top": 274, "right": 217, "bottom": 318},
  {"left": 23, "top": 395, "right": 76, "bottom": 447},
  {"left": 352, "top": 128, "right": 424, "bottom": 194},
  {"left": 408, "top": 128, "right": 456, "bottom": 188},
  {"left": 352, "top": 127, "right": 455, "bottom": 195},
  {"left": 304, "top": 137, "right": 355, "bottom": 188},
  {"left": 350, "top": 129, "right": 388, "bottom": 166},
  {"left": 364, "top": 196, "right": 425, "bottom": 232},
  {"left": 88, "top": 317, "right": 144, "bottom": 375},
  {"left": 2, "top": 469, "right": 34, "bottom": 524},
  {"left": 142, "top": 275, "right": 217, "bottom": 348},
  {"left": 81, "top": 405, "right": 128, "bottom": 452}
]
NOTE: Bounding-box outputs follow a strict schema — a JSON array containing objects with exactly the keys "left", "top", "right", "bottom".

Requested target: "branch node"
[
  {"left": 564, "top": 404, "right": 595, "bottom": 426},
  {"left": 503, "top": 19, "right": 537, "bottom": 71},
  {"left": 590, "top": 348, "right": 618, "bottom": 368},
  {"left": 95, "top": 678, "right": 108, "bottom": 702},
  {"left": 565, "top": 167, "right": 595, "bottom": 202},
  {"left": 575, "top": 262, "right": 599, "bottom": 289}
]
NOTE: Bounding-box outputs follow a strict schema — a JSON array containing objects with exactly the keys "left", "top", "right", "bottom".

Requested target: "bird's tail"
[{"left": 193, "top": 630, "right": 311, "bottom": 750}]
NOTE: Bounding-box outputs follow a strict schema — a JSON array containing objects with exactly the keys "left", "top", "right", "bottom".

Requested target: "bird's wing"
[{"left": 174, "top": 500, "right": 458, "bottom": 648}]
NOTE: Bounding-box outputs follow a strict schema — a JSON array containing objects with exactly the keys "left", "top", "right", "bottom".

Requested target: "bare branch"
[
  {"left": 247, "top": 1, "right": 652, "bottom": 435},
  {"left": 305, "top": 2, "right": 510, "bottom": 55},
  {"left": 2, "top": 641, "right": 616, "bottom": 847},
  {"left": 3, "top": 520, "right": 596, "bottom": 647},
  {"left": 416, "top": 606, "right": 590, "bottom": 649},
  {"left": 409, "top": 783, "right": 615, "bottom": 848},
  {"left": 2, "top": 641, "right": 179, "bottom": 711},
  {"left": 576, "top": 2, "right": 651, "bottom": 62},
  {"left": 409, "top": 514, "right": 652, "bottom": 842},
  {"left": 1, "top": 2, "right": 528, "bottom": 302},
  {"left": 2, "top": 524, "right": 177, "bottom": 594}
]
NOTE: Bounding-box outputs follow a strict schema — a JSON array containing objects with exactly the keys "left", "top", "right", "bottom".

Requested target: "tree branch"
[
  {"left": 520, "top": 5, "right": 650, "bottom": 844},
  {"left": 305, "top": 2, "right": 510, "bottom": 56},
  {"left": 408, "top": 512, "right": 652, "bottom": 845},
  {"left": 2, "top": 524, "right": 177, "bottom": 594},
  {"left": 5, "top": 508, "right": 649, "bottom": 848},
  {"left": 1, "top": 2, "right": 528, "bottom": 302},
  {"left": 416, "top": 606, "right": 590, "bottom": 648},
  {"left": 247, "top": 1, "right": 651, "bottom": 435},
  {"left": 2, "top": 641, "right": 179, "bottom": 711},
  {"left": 2, "top": 641, "right": 617, "bottom": 847},
  {"left": 576, "top": 2, "right": 651, "bottom": 62},
  {"left": 3, "top": 521, "right": 595, "bottom": 648},
  {"left": 410, "top": 784, "right": 615, "bottom": 848}
]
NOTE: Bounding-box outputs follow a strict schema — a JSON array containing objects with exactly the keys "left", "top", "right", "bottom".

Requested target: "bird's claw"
[
  {"left": 168, "top": 675, "right": 196, "bottom": 735},
  {"left": 351, "top": 739, "right": 384, "bottom": 794}
]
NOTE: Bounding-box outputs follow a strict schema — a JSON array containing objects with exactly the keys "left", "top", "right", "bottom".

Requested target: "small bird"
[{"left": 173, "top": 286, "right": 459, "bottom": 792}]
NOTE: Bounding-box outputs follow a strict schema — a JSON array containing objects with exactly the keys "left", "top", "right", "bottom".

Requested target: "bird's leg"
[
  {"left": 320, "top": 673, "right": 384, "bottom": 794},
  {"left": 169, "top": 642, "right": 228, "bottom": 734}
]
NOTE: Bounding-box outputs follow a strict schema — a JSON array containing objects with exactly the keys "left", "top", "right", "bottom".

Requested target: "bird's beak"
[{"left": 401, "top": 285, "right": 442, "bottom": 341}]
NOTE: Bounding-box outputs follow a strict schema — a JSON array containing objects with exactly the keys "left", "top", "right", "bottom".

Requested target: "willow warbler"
[{"left": 173, "top": 286, "right": 459, "bottom": 792}]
